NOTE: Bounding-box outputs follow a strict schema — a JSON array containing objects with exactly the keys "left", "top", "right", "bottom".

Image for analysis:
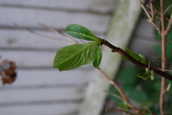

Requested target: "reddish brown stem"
[
  {"left": 101, "top": 39, "right": 172, "bottom": 81},
  {"left": 97, "top": 68, "right": 132, "bottom": 106},
  {"left": 159, "top": 0, "right": 168, "bottom": 114},
  {"left": 160, "top": 33, "right": 167, "bottom": 115}
]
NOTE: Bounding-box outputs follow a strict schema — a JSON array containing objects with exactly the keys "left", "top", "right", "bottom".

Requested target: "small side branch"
[
  {"left": 101, "top": 39, "right": 172, "bottom": 81},
  {"left": 140, "top": 1, "right": 160, "bottom": 33},
  {"left": 165, "top": 17, "right": 172, "bottom": 35},
  {"left": 96, "top": 68, "right": 142, "bottom": 114},
  {"left": 96, "top": 68, "right": 132, "bottom": 106}
]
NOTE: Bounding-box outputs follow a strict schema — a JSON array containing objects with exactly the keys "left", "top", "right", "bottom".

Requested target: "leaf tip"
[{"left": 64, "top": 24, "right": 99, "bottom": 41}]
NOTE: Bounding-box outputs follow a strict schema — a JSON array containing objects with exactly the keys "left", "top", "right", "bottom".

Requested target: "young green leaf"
[
  {"left": 65, "top": 24, "right": 100, "bottom": 41},
  {"left": 118, "top": 103, "right": 131, "bottom": 111},
  {"left": 125, "top": 48, "right": 148, "bottom": 64},
  {"left": 53, "top": 42, "right": 101, "bottom": 71},
  {"left": 137, "top": 68, "right": 154, "bottom": 80},
  {"left": 93, "top": 47, "right": 102, "bottom": 68}
]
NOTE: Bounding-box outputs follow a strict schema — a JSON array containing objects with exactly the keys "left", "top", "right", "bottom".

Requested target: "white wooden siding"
[{"left": 0, "top": 0, "right": 115, "bottom": 115}]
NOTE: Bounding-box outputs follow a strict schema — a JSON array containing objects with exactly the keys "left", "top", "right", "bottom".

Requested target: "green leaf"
[
  {"left": 118, "top": 103, "right": 131, "bottom": 111},
  {"left": 93, "top": 47, "right": 102, "bottom": 68},
  {"left": 137, "top": 69, "right": 154, "bottom": 80},
  {"left": 65, "top": 24, "right": 100, "bottom": 41},
  {"left": 53, "top": 42, "right": 101, "bottom": 71},
  {"left": 125, "top": 48, "right": 148, "bottom": 64}
]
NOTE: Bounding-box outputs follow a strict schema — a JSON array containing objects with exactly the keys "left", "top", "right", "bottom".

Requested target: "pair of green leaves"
[{"left": 53, "top": 24, "right": 102, "bottom": 71}]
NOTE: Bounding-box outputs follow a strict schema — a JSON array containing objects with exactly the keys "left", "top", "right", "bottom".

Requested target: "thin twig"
[
  {"left": 28, "top": 30, "right": 60, "bottom": 40},
  {"left": 158, "top": 68, "right": 172, "bottom": 72},
  {"left": 164, "top": 4, "right": 172, "bottom": 15},
  {"left": 110, "top": 107, "right": 138, "bottom": 115},
  {"left": 96, "top": 68, "right": 133, "bottom": 108},
  {"left": 160, "top": 0, "right": 167, "bottom": 115},
  {"left": 141, "top": 4, "right": 152, "bottom": 19},
  {"left": 150, "top": 2, "right": 154, "bottom": 19},
  {"left": 140, "top": 3, "right": 160, "bottom": 33},
  {"left": 38, "top": 24, "right": 80, "bottom": 43},
  {"left": 165, "top": 17, "right": 172, "bottom": 35},
  {"left": 147, "top": 19, "right": 160, "bottom": 33},
  {"left": 101, "top": 39, "right": 172, "bottom": 81},
  {"left": 107, "top": 92, "right": 122, "bottom": 102}
]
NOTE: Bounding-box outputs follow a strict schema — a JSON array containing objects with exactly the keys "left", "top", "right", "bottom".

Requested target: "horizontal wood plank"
[
  {"left": 0, "top": 88, "right": 83, "bottom": 103},
  {"left": 0, "top": 7, "right": 110, "bottom": 33},
  {"left": 0, "top": 30, "right": 87, "bottom": 49},
  {"left": 0, "top": 0, "right": 115, "bottom": 13},
  {"left": 0, "top": 50, "right": 55, "bottom": 67},
  {"left": 10, "top": 70, "right": 93, "bottom": 86},
  {"left": 0, "top": 104, "right": 79, "bottom": 115}
]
